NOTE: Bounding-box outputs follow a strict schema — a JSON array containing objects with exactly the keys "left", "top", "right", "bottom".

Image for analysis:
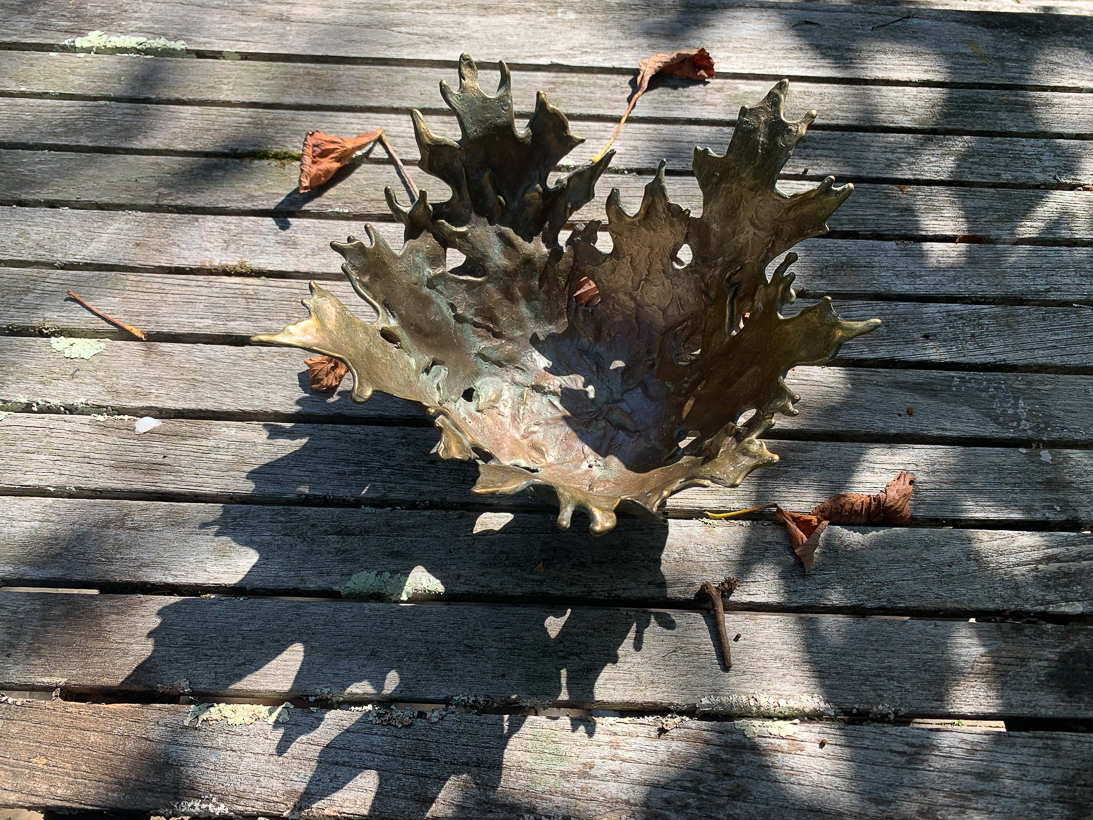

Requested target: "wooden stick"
[
  {"left": 379, "top": 132, "right": 419, "bottom": 201},
  {"left": 65, "top": 291, "right": 147, "bottom": 340}
]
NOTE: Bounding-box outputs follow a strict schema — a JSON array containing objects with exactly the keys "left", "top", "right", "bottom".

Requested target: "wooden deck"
[{"left": 1, "top": 1, "right": 1092, "bottom": 817}]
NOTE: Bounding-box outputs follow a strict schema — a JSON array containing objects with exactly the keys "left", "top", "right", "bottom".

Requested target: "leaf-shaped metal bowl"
[{"left": 255, "top": 55, "right": 880, "bottom": 534}]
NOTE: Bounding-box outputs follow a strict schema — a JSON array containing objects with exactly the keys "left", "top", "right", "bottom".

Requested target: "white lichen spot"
[
  {"left": 66, "top": 30, "right": 190, "bottom": 56},
  {"left": 50, "top": 337, "right": 106, "bottom": 359},
  {"left": 1041, "top": 450, "right": 1052, "bottom": 464},
  {"left": 340, "top": 565, "right": 445, "bottom": 601},
  {"left": 134, "top": 416, "right": 162, "bottom": 434},
  {"left": 183, "top": 702, "right": 293, "bottom": 727}
]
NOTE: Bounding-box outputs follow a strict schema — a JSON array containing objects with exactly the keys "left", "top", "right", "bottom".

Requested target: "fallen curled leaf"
[
  {"left": 776, "top": 506, "right": 829, "bottom": 570},
  {"left": 304, "top": 355, "right": 349, "bottom": 392},
  {"left": 299, "top": 128, "right": 384, "bottom": 193},
  {"left": 643, "top": 47, "right": 716, "bottom": 83},
  {"left": 592, "top": 47, "right": 715, "bottom": 162},
  {"left": 955, "top": 234, "right": 989, "bottom": 244},
  {"left": 810, "top": 471, "right": 916, "bottom": 526}
]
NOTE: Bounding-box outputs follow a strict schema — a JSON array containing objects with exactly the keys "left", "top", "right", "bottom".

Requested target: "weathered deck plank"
[
  {"left": 3, "top": 151, "right": 1090, "bottom": 243},
  {"left": 4, "top": 208, "right": 1091, "bottom": 303},
  {"left": 3, "top": 51, "right": 1090, "bottom": 136},
  {"left": 3, "top": 98, "right": 1089, "bottom": 185},
  {"left": 8, "top": 267, "right": 1093, "bottom": 368},
  {"left": 2, "top": 592, "right": 1091, "bottom": 717},
  {"left": 4, "top": 337, "right": 1089, "bottom": 444},
  {"left": 2, "top": 498, "right": 1089, "bottom": 613},
  {"left": 3, "top": 0, "right": 1093, "bottom": 87},
  {"left": 3, "top": 699, "right": 1090, "bottom": 820},
  {"left": 0, "top": 415, "right": 1086, "bottom": 522}
]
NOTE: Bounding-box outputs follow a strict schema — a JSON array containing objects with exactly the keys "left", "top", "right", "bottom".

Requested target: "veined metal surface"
[{"left": 255, "top": 54, "right": 879, "bottom": 534}]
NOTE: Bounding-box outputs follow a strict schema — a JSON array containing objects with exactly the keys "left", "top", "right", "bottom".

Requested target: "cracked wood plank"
[
  {"left": 4, "top": 336, "right": 1090, "bottom": 443},
  {"left": 1, "top": 497, "right": 1090, "bottom": 613},
  {"left": 0, "top": 415, "right": 1088, "bottom": 522},
  {"left": 2, "top": 700, "right": 1090, "bottom": 819},
  {"left": 2, "top": 151, "right": 1090, "bottom": 243},
  {"left": 2, "top": 0, "right": 1092, "bottom": 86},
  {"left": 1, "top": 592, "right": 1091, "bottom": 717},
  {"left": 2, "top": 98, "right": 1090, "bottom": 186},
  {"left": 2, "top": 51, "right": 1090, "bottom": 135}
]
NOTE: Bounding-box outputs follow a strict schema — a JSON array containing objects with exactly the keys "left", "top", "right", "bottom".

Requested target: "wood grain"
[
  {"left": 3, "top": 592, "right": 1092, "bottom": 717},
  {"left": 2, "top": 0, "right": 1093, "bottom": 87},
  {"left": 2, "top": 151, "right": 1090, "bottom": 243},
  {"left": 3, "top": 699, "right": 1091, "bottom": 819},
  {"left": 3, "top": 51, "right": 1090, "bottom": 136},
  {"left": 0, "top": 415, "right": 1088, "bottom": 523},
  {"left": 2, "top": 497, "right": 1090, "bottom": 613},
  {"left": 3, "top": 336, "right": 1092, "bottom": 445},
  {"left": 3, "top": 98, "right": 1090, "bottom": 186}
]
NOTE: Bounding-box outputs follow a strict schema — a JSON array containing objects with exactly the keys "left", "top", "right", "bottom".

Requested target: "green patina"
[
  {"left": 66, "top": 30, "right": 190, "bottom": 57},
  {"left": 49, "top": 337, "right": 106, "bottom": 359},
  {"left": 340, "top": 566, "right": 445, "bottom": 602},
  {"left": 184, "top": 702, "right": 293, "bottom": 727}
]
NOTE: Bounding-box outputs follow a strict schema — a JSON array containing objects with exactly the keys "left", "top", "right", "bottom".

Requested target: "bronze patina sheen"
[{"left": 255, "top": 55, "right": 880, "bottom": 534}]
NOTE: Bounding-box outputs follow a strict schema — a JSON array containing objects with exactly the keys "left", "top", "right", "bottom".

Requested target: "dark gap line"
[
  {"left": 12, "top": 686, "right": 1092, "bottom": 735},
  {"left": 1, "top": 40, "right": 1091, "bottom": 94},
  {"left": 0, "top": 487, "right": 1087, "bottom": 532},
  {"left": 1, "top": 90, "right": 1090, "bottom": 141},
  {"left": 1, "top": 581, "right": 1089, "bottom": 626}
]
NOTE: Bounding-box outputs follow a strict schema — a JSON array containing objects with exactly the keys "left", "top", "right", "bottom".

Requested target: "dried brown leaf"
[
  {"left": 304, "top": 355, "right": 349, "bottom": 393},
  {"left": 776, "top": 505, "right": 828, "bottom": 570},
  {"left": 299, "top": 128, "right": 384, "bottom": 193},
  {"left": 592, "top": 47, "right": 715, "bottom": 162},
  {"left": 810, "top": 471, "right": 915, "bottom": 526},
  {"left": 638, "top": 47, "right": 716, "bottom": 87}
]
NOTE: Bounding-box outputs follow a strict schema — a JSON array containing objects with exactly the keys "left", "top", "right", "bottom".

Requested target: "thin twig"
[
  {"left": 379, "top": 132, "right": 419, "bottom": 202},
  {"left": 698, "top": 578, "right": 738, "bottom": 671},
  {"left": 706, "top": 503, "right": 777, "bottom": 520},
  {"left": 65, "top": 291, "right": 147, "bottom": 340},
  {"left": 871, "top": 14, "right": 911, "bottom": 29}
]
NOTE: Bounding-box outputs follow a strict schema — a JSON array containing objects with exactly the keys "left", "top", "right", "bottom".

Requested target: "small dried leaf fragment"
[
  {"left": 955, "top": 234, "right": 989, "bottom": 244},
  {"left": 299, "top": 128, "right": 384, "bottom": 193},
  {"left": 304, "top": 355, "right": 349, "bottom": 393},
  {"left": 810, "top": 471, "right": 915, "bottom": 526},
  {"left": 592, "top": 47, "right": 715, "bottom": 162},
  {"left": 776, "top": 506, "right": 829, "bottom": 570},
  {"left": 573, "top": 276, "right": 602, "bottom": 307}
]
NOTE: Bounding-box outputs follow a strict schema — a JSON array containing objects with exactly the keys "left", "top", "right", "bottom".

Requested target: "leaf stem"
[{"left": 379, "top": 132, "right": 419, "bottom": 201}]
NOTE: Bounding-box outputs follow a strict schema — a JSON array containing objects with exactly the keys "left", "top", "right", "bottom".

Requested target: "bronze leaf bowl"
[{"left": 255, "top": 54, "right": 880, "bottom": 534}]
